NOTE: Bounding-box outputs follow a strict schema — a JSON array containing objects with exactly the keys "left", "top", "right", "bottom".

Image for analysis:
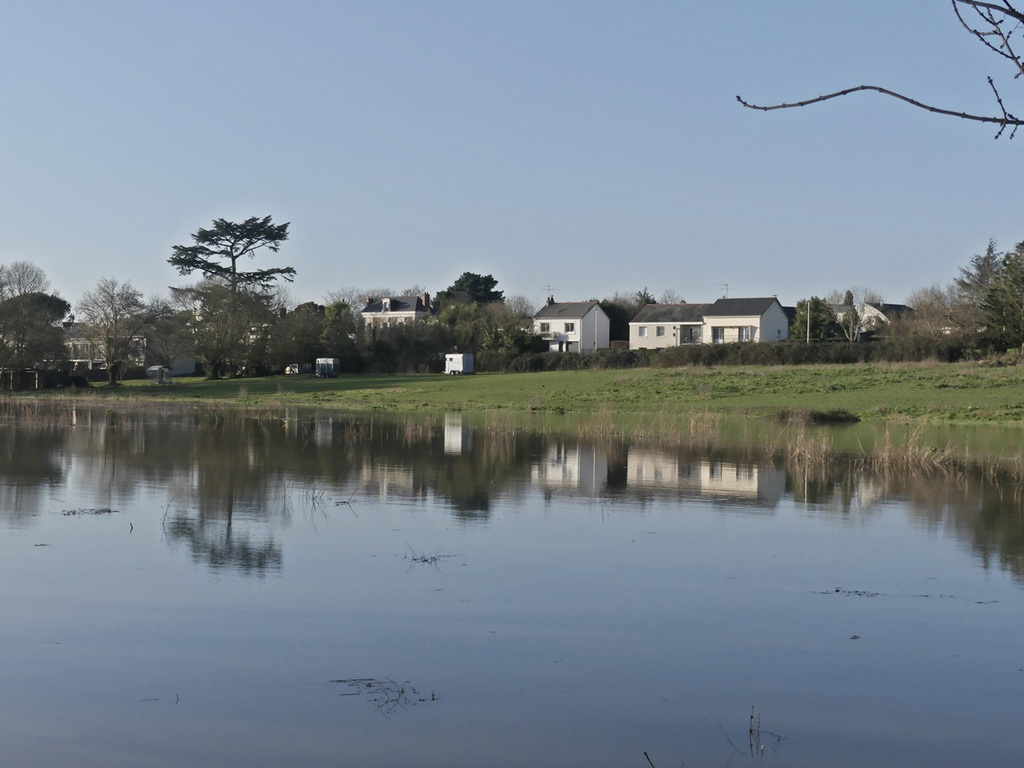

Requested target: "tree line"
[{"left": 7, "top": 213, "right": 1024, "bottom": 384}]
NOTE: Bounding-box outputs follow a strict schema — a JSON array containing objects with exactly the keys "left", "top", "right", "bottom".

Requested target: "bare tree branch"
[
  {"left": 736, "top": 84, "right": 1018, "bottom": 123},
  {"left": 954, "top": 0, "right": 1024, "bottom": 77},
  {"left": 954, "top": 0, "right": 1024, "bottom": 25},
  {"left": 737, "top": 1, "right": 1024, "bottom": 138}
]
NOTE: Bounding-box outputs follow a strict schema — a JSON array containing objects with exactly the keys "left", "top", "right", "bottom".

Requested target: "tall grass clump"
[
  {"left": 861, "top": 426, "right": 958, "bottom": 475},
  {"left": 784, "top": 424, "right": 835, "bottom": 468}
]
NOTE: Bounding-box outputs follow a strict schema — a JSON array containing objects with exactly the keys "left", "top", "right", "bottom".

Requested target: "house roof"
[
  {"left": 533, "top": 301, "right": 604, "bottom": 320},
  {"left": 630, "top": 303, "right": 710, "bottom": 324},
  {"left": 864, "top": 302, "right": 913, "bottom": 319},
  {"left": 703, "top": 297, "right": 781, "bottom": 318},
  {"left": 361, "top": 295, "right": 427, "bottom": 314}
]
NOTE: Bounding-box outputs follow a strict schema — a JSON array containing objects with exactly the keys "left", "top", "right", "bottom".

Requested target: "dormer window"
[{"left": 382, "top": 298, "right": 391, "bottom": 312}]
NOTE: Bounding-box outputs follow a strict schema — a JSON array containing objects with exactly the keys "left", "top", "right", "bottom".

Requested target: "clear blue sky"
[{"left": 1, "top": 1, "right": 1020, "bottom": 311}]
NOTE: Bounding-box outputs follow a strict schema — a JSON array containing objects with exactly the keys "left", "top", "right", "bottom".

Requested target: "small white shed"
[
  {"left": 444, "top": 353, "right": 474, "bottom": 375},
  {"left": 146, "top": 365, "right": 171, "bottom": 385}
]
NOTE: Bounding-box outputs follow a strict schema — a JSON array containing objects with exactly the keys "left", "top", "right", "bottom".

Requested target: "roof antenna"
[
  {"left": 718, "top": 283, "right": 729, "bottom": 298},
  {"left": 542, "top": 285, "right": 559, "bottom": 304}
]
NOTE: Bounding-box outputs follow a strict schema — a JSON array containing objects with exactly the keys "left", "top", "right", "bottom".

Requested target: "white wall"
[{"left": 703, "top": 303, "right": 788, "bottom": 344}]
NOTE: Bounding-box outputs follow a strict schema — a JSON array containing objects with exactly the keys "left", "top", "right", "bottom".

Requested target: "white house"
[
  {"left": 629, "top": 303, "right": 710, "bottom": 349},
  {"left": 532, "top": 297, "right": 610, "bottom": 354},
  {"left": 858, "top": 302, "right": 913, "bottom": 339},
  {"left": 361, "top": 293, "right": 430, "bottom": 329},
  {"left": 832, "top": 301, "right": 914, "bottom": 340},
  {"left": 701, "top": 297, "right": 789, "bottom": 344}
]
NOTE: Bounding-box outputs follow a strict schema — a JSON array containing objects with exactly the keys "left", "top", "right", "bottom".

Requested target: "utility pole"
[{"left": 806, "top": 299, "right": 812, "bottom": 344}]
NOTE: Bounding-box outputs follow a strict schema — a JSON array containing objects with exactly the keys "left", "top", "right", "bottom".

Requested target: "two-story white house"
[
  {"left": 360, "top": 293, "right": 430, "bottom": 329},
  {"left": 629, "top": 303, "right": 710, "bottom": 349},
  {"left": 532, "top": 297, "right": 610, "bottom": 354},
  {"left": 701, "top": 297, "right": 789, "bottom": 344}
]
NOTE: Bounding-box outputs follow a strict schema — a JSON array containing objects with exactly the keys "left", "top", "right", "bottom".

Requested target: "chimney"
[
  {"left": 547, "top": 295, "right": 555, "bottom": 305},
  {"left": 421, "top": 292, "right": 430, "bottom": 311}
]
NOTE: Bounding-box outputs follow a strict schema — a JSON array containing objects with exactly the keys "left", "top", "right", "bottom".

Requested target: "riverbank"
[{"left": 31, "top": 361, "right": 1024, "bottom": 424}]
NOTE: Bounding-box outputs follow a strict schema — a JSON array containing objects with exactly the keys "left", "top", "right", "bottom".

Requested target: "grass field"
[{"left": 43, "top": 361, "right": 1024, "bottom": 425}]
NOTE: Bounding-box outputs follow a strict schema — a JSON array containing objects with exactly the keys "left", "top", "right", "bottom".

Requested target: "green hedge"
[{"left": 474, "top": 338, "right": 976, "bottom": 373}]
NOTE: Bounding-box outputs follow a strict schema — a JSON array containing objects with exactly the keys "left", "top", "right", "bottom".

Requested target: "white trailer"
[
  {"left": 444, "top": 353, "right": 474, "bottom": 375},
  {"left": 315, "top": 358, "right": 341, "bottom": 378}
]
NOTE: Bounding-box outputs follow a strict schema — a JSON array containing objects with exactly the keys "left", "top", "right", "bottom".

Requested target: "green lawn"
[{"left": 49, "top": 361, "right": 1024, "bottom": 424}]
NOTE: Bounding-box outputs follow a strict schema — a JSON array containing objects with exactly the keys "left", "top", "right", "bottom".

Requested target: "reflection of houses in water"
[
  {"left": 444, "top": 414, "right": 473, "bottom": 455},
  {"left": 531, "top": 442, "right": 608, "bottom": 496},
  {"left": 360, "top": 460, "right": 418, "bottom": 500},
  {"left": 315, "top": 416, "right": 334, "bottom": 448},
  {"left": 627, "top": 449, "right": 785, "bottom": 508}
]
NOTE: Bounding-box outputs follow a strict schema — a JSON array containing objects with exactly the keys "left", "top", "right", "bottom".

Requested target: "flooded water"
[{"left": 1, "top": 405, "right": 1022, "bottom": 767}]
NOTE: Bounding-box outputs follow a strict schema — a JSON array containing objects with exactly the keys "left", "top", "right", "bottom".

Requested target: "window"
[
  {"left": 564, "top": 322, "right": 574, "bottom": 332},
  {"left": 539, "top": 322, "right": 550, "bottom": 333},
  {"left": 739, "top": 327, "right": 750, "bottom": 342},
  {"left": 638, "top": 327, "right": 648, "bottom": 337},
  {"left": 656, "top": 326, "right": 665, "bottom": 337},
  {"left": 712, "top": 327, "right": 724, "bottom": 343}
]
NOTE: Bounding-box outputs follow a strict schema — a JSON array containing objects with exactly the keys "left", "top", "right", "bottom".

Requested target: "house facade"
[
  {"left": 361, "top": 293, "right": 430, "bottom": 329},
  {"left": 701, "top": 297, "right": 789, "bottom": 344},
  {"left": 628, "top": 297, "right": 789, "bottom": 348},
  {"left": 532, "top": 297, "right": 610, "bottom": 354},
  {"left": 629, "top": 303, "right": 710, "bottom": 349}
]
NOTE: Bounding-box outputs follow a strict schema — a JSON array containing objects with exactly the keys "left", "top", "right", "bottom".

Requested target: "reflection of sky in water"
[{"left": 0, "top": 409, "right": 1022, "bottom": 767}]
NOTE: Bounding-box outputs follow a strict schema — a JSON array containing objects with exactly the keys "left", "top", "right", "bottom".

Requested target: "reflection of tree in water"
[
  {"left": 163, "top": 415, "right": 295, "bottom": 575},
  {"left": 348, "top": 416, "right": 543, "bottom": 520},
  {"left": 425, "top": 428, "right": 544, "bottom": 519},
  {"left": 783, "top": 461, "right": 1024, "bottom": 582},
  {"left": 5, "top": 403, "right": 1024, "bottom": 584},
  {"left": 0, "top": 421, "right": 65, "bottom": 526},
  {"left": 164, "top": 503, "right": 282, "bottom": 575},
  {"left": 909, "top": 474, "right": 1024, "bottom": 582}
]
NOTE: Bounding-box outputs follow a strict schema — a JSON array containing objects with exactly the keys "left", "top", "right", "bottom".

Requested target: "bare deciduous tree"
[
  {"left": 503, "top": 294, "right": 536, "bottom": 323},
  {"left": 904, "top": 284, "right": 952, "bottom": 336},
  {"left": 76, "top": 278, "right": 148, "bottom": 384},
  {"left": 0, "top": 261, "right": 50, "bottom": 300},
  {"left": 738, "top": 1, "right": 1024, "bottom": 137}
]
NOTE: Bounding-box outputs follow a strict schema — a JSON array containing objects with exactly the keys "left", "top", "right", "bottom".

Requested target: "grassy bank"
[{"left": 35, "top": 361, "right": 1024, "bottom": 424}]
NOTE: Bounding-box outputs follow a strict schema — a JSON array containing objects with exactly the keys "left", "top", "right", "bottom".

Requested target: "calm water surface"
[{"left": 1, "top": 407, "right": 1022, "bottom": 767}]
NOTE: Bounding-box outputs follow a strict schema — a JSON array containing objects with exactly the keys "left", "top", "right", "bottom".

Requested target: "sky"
[{"left": 2, "top": 1, "right": 1022, "bottom": 313}]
